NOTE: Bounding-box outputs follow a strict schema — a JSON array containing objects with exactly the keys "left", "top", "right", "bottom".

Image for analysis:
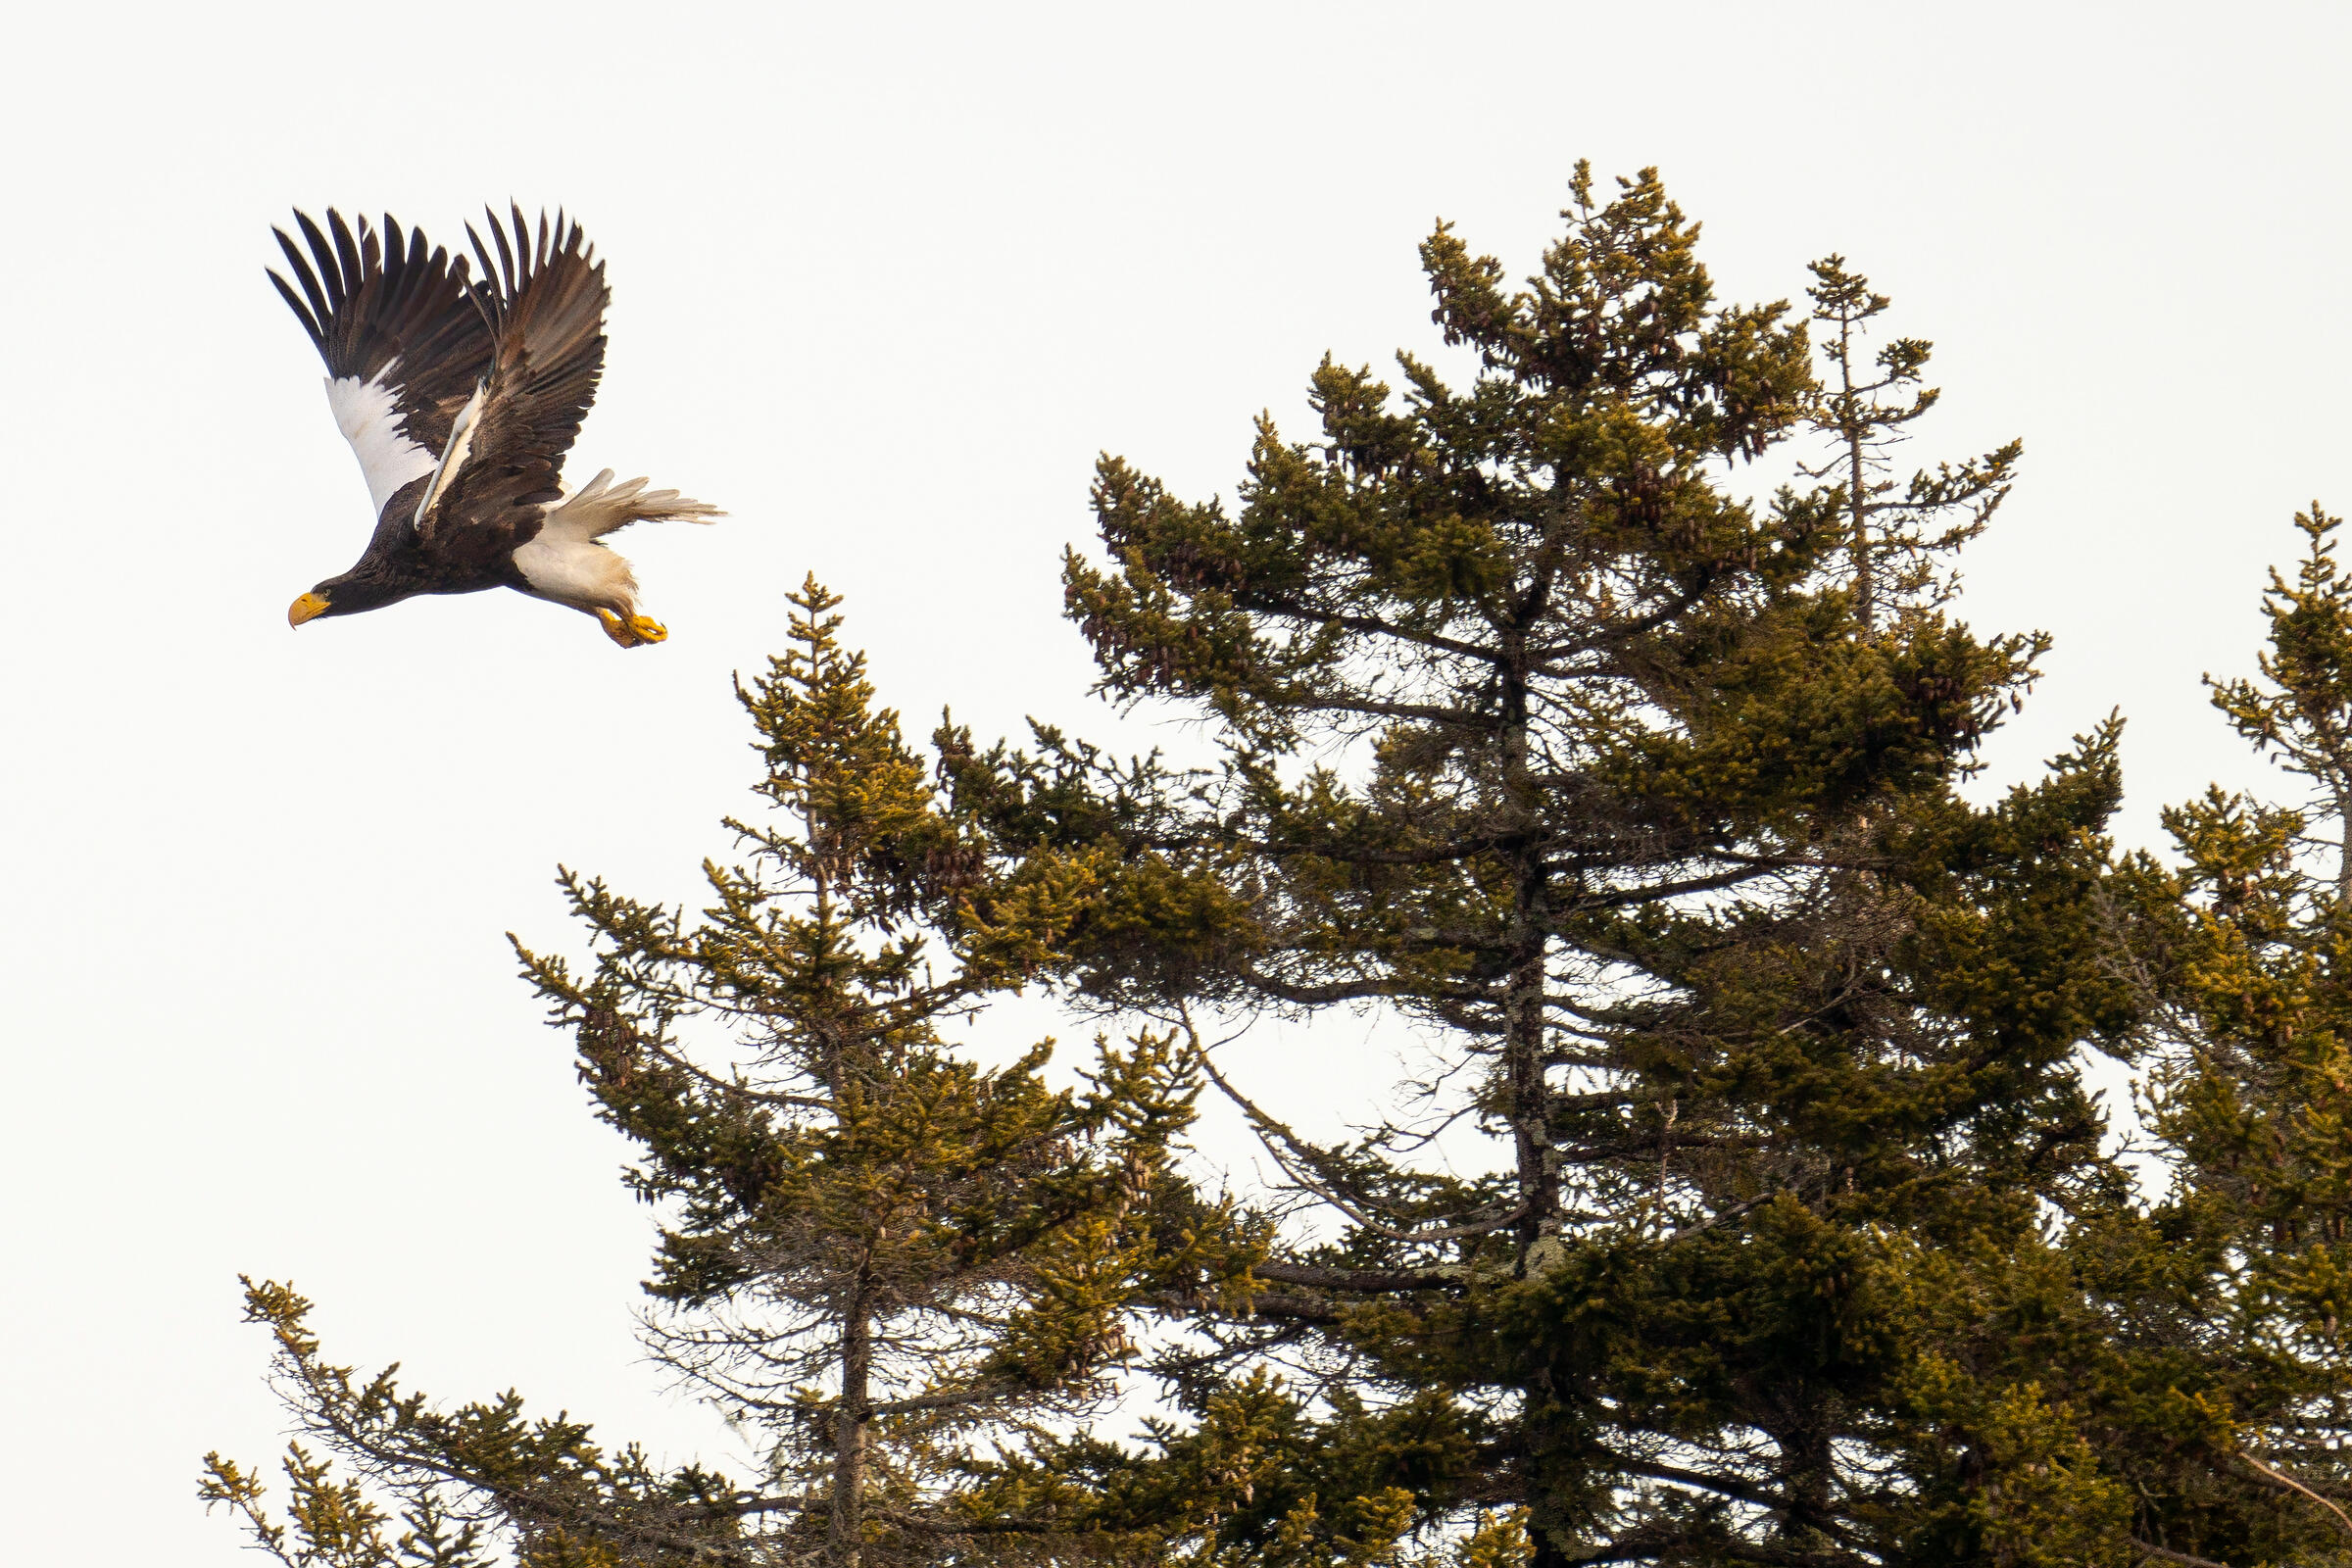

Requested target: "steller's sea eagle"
[{"left": 270, "top": 207, "right": 719, "bottom": 647}]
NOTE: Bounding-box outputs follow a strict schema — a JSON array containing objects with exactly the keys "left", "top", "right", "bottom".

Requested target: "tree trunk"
[
  {"left": 828, "top": 1307, "right": 870, "bottom": 1568},
  {"left": 1507, "top": 933, "right": 1557, "bottom": 1271},
  {"left": 2332, "top": 781, "right": 2352, "bottom": 907},
  {"left": 1499, "top": 661, "right": 1558, "bottom": 1272},
  {"left": 1839, "top": 314, "right": 1875, "bottom": 632},
  {"left": 1778, "top": 1402, "right": 1838, "bottom": 1549}
]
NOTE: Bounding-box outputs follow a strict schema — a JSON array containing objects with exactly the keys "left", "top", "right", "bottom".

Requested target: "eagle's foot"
[{"left": 597, "top": 610, "right": 669, "bottom": 649}]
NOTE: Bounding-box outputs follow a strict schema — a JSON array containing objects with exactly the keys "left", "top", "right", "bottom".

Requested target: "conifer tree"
[
  {"left": 206, "top": 582, "right": 1238, "bottom": 1568},
  {"left": 1798, "top": 257, "right": 2018, "bottom": 627},
  {"left": 2070, "top": 505, "right": 2352, "bottom": 1563},
  {"left": 944, "top": 168, "right": 2141, "bottom": 1563}
]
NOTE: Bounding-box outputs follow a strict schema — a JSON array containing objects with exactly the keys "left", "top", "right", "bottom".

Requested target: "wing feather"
[
  {"left": 268, "top": 208, "right": 498, "bottom": 522},
  {"left": 331, "top": 213, "right": 366, "bottom": 300},
  {"left": 272, "top": 227, "right": 332, "bottom": 340},
  {"left": 426, "top": 208, "right": 610, "bottom": 548},
  {"left": 269, "top": 270, "right": 321, "bottom": 349},
  {"left": 293, "top": 211, "right": 342, "bottom": 296},
  {"left": 486, "top": 205, "right": 518, "bottom": 297}
]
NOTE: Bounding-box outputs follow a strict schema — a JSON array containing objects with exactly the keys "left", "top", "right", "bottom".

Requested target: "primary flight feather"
[{"left": 270, "top": 207, "right": 718, "bottom": 647}]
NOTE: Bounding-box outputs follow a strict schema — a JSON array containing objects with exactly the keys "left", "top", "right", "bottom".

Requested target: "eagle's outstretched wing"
[
  {"left": 268, "top": 211, "right": 496, "bottom": 519},
  {"left": 417, "top": 208, "right": 610, "bottom": 553}
]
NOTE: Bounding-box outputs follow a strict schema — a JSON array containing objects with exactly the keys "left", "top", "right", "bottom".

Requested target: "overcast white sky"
[{"left": 5, "top": 2, "right": 2350, "bottom": 1559}]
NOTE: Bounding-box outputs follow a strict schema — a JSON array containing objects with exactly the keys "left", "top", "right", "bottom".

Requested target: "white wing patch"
[{"left": 324, "top": 370, "right": 436, "bottom": 517}]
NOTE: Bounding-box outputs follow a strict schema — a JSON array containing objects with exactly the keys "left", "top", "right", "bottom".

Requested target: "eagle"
[{"left": 269, "top": 207, "right": 719, "bottom": 647}]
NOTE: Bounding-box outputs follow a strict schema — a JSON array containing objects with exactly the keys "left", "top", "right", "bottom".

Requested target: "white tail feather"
[
  {"left": 513, "top": 468, "right": 724, "bottom": 616},
  {"left": 541, "top": 468, "right": 725, "bottom": 542}
]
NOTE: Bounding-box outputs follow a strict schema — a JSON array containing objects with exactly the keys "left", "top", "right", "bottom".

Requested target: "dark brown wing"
[
  {"left": 268, "top": 210, "right": 495, "bottom": 469},
  {"left": 421, "top": 207, "right": 610, "bottom": 550}
]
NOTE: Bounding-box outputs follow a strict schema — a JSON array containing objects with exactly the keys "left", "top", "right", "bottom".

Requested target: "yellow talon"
[{"left": 596, "top": 610, "right": 669, "bottom": 648}]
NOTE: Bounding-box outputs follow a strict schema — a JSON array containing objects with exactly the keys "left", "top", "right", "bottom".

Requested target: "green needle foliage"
[
  {"left": 2081, "top": 505, "right": 2352, "bottom": 1564},
  {"left": 208, "top": 582, "right": 1247, "bottom": 1568},
  {"left": 942, "top": 167, "right": 2143, "bottom": 1564},
  {"left": 1798, "top": 256, "right": 2018, "bottom": 628}
]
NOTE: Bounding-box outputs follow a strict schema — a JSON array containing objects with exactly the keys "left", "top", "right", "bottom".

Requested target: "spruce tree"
[
  {"left": 206, "top": 582, "right": 1238, "bottom": 1567},
  {"left": 944, "top": 169, "right": 2141, "bottom": 1563},
  {"left": 1861, "top": 509, "right": 2352, "bottom": 1565},
  {"left": 2074, "top": 505, "right": 2352, "bottom": 1563},
  {"left": 1798, "top": 256, "right": 2018, "bottom": 628}
]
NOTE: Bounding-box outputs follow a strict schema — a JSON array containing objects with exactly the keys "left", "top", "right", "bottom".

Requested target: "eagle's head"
[{"left": 287, "top": 566, "right": 416, "bottom": 627}]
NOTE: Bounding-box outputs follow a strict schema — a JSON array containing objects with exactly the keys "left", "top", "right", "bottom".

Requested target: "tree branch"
[{"left": 2239, "top": 1452, "right": 2352, "bottom": 1539}]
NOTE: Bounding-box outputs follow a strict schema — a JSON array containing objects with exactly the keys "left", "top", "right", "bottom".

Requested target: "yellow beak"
[{"left": 288, "top": 592, "right": 330, "bottom": 627}]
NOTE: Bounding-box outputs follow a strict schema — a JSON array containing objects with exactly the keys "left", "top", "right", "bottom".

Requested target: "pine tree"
[
  {"left": 207, "top": 582, "right": 1241, "bottom": 1568},
  {"left": 944, "top": 168, "right": 2141, "bottom": 1563}
]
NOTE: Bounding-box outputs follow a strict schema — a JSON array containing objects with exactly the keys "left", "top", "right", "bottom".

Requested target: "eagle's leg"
[{"left": 595, "top": 609, "right": 668, "bottom": 648}]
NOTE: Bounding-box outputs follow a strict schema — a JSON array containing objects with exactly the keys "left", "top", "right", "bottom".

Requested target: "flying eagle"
[{"left": 269, "top": 207, "right": 718, "bottom": 647}]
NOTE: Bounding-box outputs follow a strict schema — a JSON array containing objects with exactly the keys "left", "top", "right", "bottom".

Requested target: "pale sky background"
[{"left": 5, "top": 3, "right": 2350, "bottom": 1559}]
